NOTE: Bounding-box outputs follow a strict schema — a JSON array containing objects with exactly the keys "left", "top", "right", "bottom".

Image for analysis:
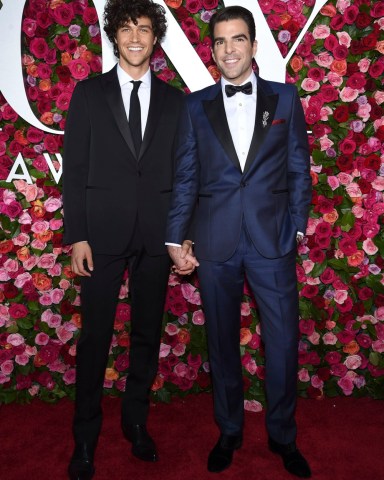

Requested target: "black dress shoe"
[
  {"left": 268, "top": 437, "right": 311, "bottom": 478},
  {"left": 68, "top": 442, "right": 96, "bottom": 480},
  {"left": 122, "top": 424, "right": 158, "bottom": 462},
  {"left": 207, "top": 434, "right": 242, "bottom": 473}
]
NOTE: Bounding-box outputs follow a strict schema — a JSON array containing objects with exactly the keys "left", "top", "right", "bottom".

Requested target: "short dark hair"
[
  {"left": 104, "top": 0, "right": 167, "bottom": 58},
  {"left": 209, "top": 6, "right": 256, "bottom": 44}
]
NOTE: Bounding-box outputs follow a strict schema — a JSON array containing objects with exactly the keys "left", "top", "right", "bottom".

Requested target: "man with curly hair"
[{"left": 63, "top": 1, "right": 193, "bottom": 478}]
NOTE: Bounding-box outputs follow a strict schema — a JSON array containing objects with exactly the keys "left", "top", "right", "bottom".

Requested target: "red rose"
[
  {"left": 83, "top": 7, "right": 99, "bottom": 24},
  {"left": 336, "top": 154, "right": 353, "bottom": 172},
  {"left": 43, "top": 134, "right": 60, "bottom": 153},
  {"left": 355, "top": 13, "right": 371, "bottom": 29},
  {"left": 54, "top": 34, "right": 70, "bottom": 51},
  {"left": 346, "top": 73, "right": 366, "bottom": 89},
  {"left": 53, "top": 3, "right": 75, "bottom": 27},
  {"left": 339, "top": 138, "right": 356, "bottom": 154},
  {"left": 22, "top": 18, "right": 37, "bottom": 37},
  {"left": 343, "top": 5, "right": 359, "bottom": 24},
  {"left": 350, "top": 40, "right": 363, "bottom": 55},
  {"left": 358, "top": 287, "right": 373, "bottom": 301},
  {"left": 56, "top": 65, "right": 71, "bottom": 83},
  {"left": 183, "top": 25, "right": 200, "bottom": 44},
  {"left": 30, "top": 37, "right": 49, "bottom": 59},
  {"left": 361, "top": 33, "right": 378, "bottom": 50},
  {"left": 307, "top": 67, "right": 324, "bottom": 82},
  {"left": 2, "top": 104, "right": 18, "bottom": 122},
  {"left": 369, "top": 61, "right": 384, "bottom": 79},
  {"left": 36, "top": 11, "right": 53, "bottom": 29},
  {"left": 300, "top": 285, "right": 319, "bottom": 298},
  {"left": 364, "top": 154, "right": 381, "bottom": 170},
  {"left": 330, "top": 14, "right": 345, "bottom": 30},
  {"left": 9, "top": 304, "right": 29, "bottom": 319},
  {"left": 320, "top": 84, "right": 338, "bottom": 102},
  {"left": 0, "top": 240, "right": 14, "bottom": 254},
  {"left": 333, "top": 105, "right": 349, "bottom": 123},
  {"left": 338, "top": 238, "right": 357, "bottom": 256},
  {"left": 371, "top": 2, "right": 384, "bottom": 18},
  {"left": 333, "top": 44, "right": 348, "bottom": 60},
  {"left": 308, "top": 247, "right": 325, "bottom": 263},
  {"left": 324, "top": 34, "right": 338, "bottom": 51},
  {"left": 3, "top": 201, "right": 23, "bottom": 219}
]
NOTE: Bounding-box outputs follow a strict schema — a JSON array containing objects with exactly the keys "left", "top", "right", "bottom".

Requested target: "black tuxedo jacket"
[{"left": 63, "top": 65, "right": 184, "bottom": 256}]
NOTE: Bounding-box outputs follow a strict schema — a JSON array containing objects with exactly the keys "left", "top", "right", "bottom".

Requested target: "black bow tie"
[{"left": 225, "top": 82, "right": 253, "bottom": 97}]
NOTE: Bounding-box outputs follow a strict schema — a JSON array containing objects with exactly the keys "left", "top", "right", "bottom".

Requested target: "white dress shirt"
[
  {"left": 221, "top": 73, "right": 257, "bottom": 171},
  {"left": 117, "top": 63, "right": 151, "bottom": 137}
]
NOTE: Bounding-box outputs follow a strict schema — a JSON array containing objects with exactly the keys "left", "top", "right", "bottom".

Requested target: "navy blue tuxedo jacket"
[{"left": 166, "top": 74, "right": 312, "bottom": 261}]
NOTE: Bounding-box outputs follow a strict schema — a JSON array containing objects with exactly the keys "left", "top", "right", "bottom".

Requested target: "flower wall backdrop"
[{"left": 0, "top": 0, "right": 383, "bottom": 408}]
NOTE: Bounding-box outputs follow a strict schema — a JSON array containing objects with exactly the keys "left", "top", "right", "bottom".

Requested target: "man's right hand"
[{"left": 71, "top": 242, "right": 94, "bottom": 277}]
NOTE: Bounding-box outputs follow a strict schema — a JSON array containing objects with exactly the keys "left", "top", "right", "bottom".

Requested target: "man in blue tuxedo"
[{"left": 167, "top": 6, "right": 312, "bottom": 478}]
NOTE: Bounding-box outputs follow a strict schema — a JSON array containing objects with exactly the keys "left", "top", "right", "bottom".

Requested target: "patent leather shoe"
[
  {"left": 68, "top": 442, "right": 96, "bottom": 480},
  {"left": 122, "top": 424, "right": 158, "bottom": 462},
  {"left": 268, "top": 437, "right": 311, "bottom": 478},
  {"left": 207, "top": 433, "right": 242, "bottom": 472}
]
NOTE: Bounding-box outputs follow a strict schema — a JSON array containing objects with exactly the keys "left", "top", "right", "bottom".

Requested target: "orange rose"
[
  {"left": 34, "top": 352, "right": 46, "bottom": 367},
  {"left": 208, "top": 65, "right": 221, "bottom": 83},
  {"left": 61, "top": 52, "right": 72, "bottom": 66},
  {"left": 376, "top": 41, "right": 384, "bottom": 54},
  {"left": 310, "top": 170, "right": 318, "bottom": 186},
  {"left": 330, "top": 60, "right": 347, "bottom": 76},
  {"left": 323, "top": 209, "right": 339, "bottom": 224},
  {"left": 165, "top": 0, "right": 182, "bottom": 8},
  {"left": 39, "top": 79, "right": 52, "bottom": 91},
  {"left": 50, "top": 0, "right": 66, "bottom": 9},
  {"left": 177, "top": 328, "right": 191, "bottom": 344},
  {"left": 71, "top": 313, "right": 82, "bottom": 328},
  {"left": 80, "top": 50, "right": 93, "bottom": 63},
  {"left": 35, "top": 230, "right": 53, "bottom": 242},
  {"left": 27, "top": 64, "right": 38, "bottom": 77},
  {"left": 17, "top": 246, "right": 31, "bottom": 262},
  {"left": 290, "top": 55, "right": 303, "bottom": 73},
  {"left": 105, "top": 367, "right": 119, "bottom": 381},
  {"left": 32, "top": 272, "right": 52, "bottom": 291},
  {"left": 320, "top": 4, "right": 337, "bottom": 17},
  {"left": 14, "top": 129, "right": 29, "bottom": 146},
  {"left": 151, "top": 375, "right": 164, "bottom": 391},
  {"left": 347, "top": 250, "right": 364, "bottom": 267},
  {"left": 280, "top": 13, "right": 292, "bottom": 25},
  {"left": 31, "top": 200, "right": 46, "bottom": 218},
  {"left": 240, "top": 328, "right": 252, "bottom": 346},
  {"left": 0, "top": 240, "right": 14, "bottom": 254},
  {"left": 63, "top": 265, "right": 77, "bottom": 279},
  {"left": 114, "top": 318, "right": 125, "bottom": 331},
  {"left": 41, "top": 112, "right": 54, "bottom": 125},
  {"left": 343, "top": 340, "right": 360, "bottom": 355}
]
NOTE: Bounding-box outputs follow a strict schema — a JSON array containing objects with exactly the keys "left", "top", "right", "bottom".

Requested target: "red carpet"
[{"left": 1, "top": 394, "right": 383, "bottom": 480}]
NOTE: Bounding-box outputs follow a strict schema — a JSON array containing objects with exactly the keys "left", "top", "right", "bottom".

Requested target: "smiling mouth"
[
  {"left": 128, "top": 46, "right": 143, "bottom": 52},
  {"left": 224, "top": 58, "right": 239, "bottom": 64}
]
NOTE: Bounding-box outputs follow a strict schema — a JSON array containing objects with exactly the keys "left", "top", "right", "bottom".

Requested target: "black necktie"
[
  {"left": 225, "top": 81, "right": 253, "bottom": 97},
  {"left": 129, "top": 80, "right": 142, "bottom": 157}
]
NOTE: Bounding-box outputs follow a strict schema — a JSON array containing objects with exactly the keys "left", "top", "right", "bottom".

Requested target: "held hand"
[
  {"left": 168, "top": 243, "right": 199, "bottom": 276},
  {"left": 71, "top": 242, "right": 94, "bottom": 277}
]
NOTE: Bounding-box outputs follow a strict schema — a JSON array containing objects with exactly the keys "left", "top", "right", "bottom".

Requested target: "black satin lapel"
[
  {"left": 139, "top": 74, "right": 165, "bottom": 161},
  {"left": 203, "top": 91, "right": 241, "bottom": 171},
  {"left": 102, "top": 67, "right": 136, "bottom": 158},
  {"left": 243, "top": 86, "right": 278, "bottom": 174}
]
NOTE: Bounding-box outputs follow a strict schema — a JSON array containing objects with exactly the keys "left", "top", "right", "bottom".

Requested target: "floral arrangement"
[{"left": 0, "top": 0, "right": 383, "bottom": 408}]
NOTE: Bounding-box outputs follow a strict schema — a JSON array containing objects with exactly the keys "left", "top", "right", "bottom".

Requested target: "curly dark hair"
[{"left": 104, "top": 0, "right": 167, "bottom": 58}]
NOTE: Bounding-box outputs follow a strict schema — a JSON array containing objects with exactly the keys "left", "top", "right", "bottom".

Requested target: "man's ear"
[{"left": 252, "top": 40, "right": 258, "bottom": 57}]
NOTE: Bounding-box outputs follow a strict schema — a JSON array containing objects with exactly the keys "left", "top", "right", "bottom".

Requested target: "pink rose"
[
  {"left": 311, "top": 375, "right": 324, "bottom": 389},
  {"left": 344, "top": 355, "right": 362, "bottom": 370},
  {"left": 327, "top": 176, "right": 339, "bottom": 190},
  {"left": 35, "top": 332, "right": 50, "bottom": 345},
  {"left": 56, "top": 325, "right": 73, "bottom": 343},
  {"left": 298, "top": 368, "right": 310, "bottom": 382},
  {"left": 165, "top": 323, "right": 179, "bottom": 335},
  {"left": 337, "top": 374, "right": 354, "bottom": 395},
  {"left": 15, "top": 354, "right": 29, "bottom": 366},
  {"left": 336, "top": 31, "right": 351, "bottom": 47},
  {"left": 323, "top": 332, "right": 337, "bottom": 345},
  {"left": 1, "top": 360, "right": 14, "bottom": 376},
  {"left": 244, "top": 400, "right": 263, "bottom": 412},
  {"left": 48, "top": 263, "right": 62, "bottom": 277},
  {"left": 14, "top": 272, "right": 32, "bottom": 288},
  {"left": 172, "top": 343, "right": 186, "bottom": 356},
  {"left": 301, "top": 78, "right": 320, "bottom": 92},
  {"left": 68, "top": 59, "right": 90, "bottom": 80},
  {"left": 362, "top": 238, "right": 378, "bottom": 255},
  {"left": 372, "top": 340, "right": 384, "bottom": 353},
  {"left": 339, "top": 87, "right": 359, "bottom": 102},
  {"left": 37, "top": 253, "right": 57, "bottom": 269},
  {"left": 159, "top": 343, "right": 171, "bottom": 358},
  {"left": 7, "top": 333, "right": 24, "bottom": 346},
  {"left": 63, "top": 369, "right": 76, "bottom": 385},
  {"left": 41, "top": 309, "right": 62, "bottom": 328},
  {"left": 244, "top": 358, "right": 257, "bottom": 375},
  {"left": 313, "top": 25, "right": 330, "bottom": 39},
  {"left": 192, "top": 310, "right": 205, "bottom": 325},
  {"left": 51, "top": 288, "right": 65, "bottom": 304}
]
